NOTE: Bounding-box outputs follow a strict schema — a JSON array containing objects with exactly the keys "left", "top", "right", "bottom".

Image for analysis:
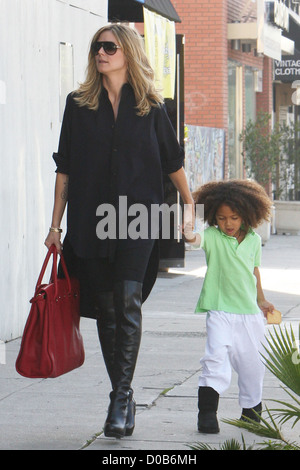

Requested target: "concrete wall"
[
  {"left": 274, "top": 200, "right": 300, "bottom": 235},
  {"left": 0, "top": 0, "right": 107, "bottom": 341}
]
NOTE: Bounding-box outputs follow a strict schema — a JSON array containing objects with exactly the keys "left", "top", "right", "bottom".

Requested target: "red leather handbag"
[{"left": 16, "top": 245, "right": 84, "bottom": 378}]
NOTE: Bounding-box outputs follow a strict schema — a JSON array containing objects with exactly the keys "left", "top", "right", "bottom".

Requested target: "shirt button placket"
[{"left": 110, "top": 127, "right": 118, "bottom": 204}]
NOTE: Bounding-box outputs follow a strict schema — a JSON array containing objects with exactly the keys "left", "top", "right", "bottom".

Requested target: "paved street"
[{"left": 0, "top": 234, "right": 299, "bottom": 451}]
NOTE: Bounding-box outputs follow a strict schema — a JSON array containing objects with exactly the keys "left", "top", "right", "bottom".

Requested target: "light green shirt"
[{"left": 195, "top": 226, "right": 261, "bottom": 315}]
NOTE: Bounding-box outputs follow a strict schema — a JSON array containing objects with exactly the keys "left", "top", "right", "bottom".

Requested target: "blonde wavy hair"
[{"left": 74, "top": 23, "right": 164, "bottom": 116}]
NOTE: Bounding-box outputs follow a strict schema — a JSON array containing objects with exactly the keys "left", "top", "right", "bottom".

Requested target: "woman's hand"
[
  {"left": 44, "top": 173, "right": 68, "bottom": 255},
  {"left": 44, "top": 231, "right": 63, "bottom": 254}
]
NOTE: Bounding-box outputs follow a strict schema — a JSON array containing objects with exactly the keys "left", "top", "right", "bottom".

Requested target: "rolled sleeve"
[
  {"left": 53, "top": 152, "right": 70, "bottom": 175},
  {"left": 162, "top": 150, "right": 184, "bottom": 174},
  {"left": 53, "top": 93, "right": 73, "bottom": 175},
  {"left": 154, "top": 105, "right": 184, "bottom": 175}
]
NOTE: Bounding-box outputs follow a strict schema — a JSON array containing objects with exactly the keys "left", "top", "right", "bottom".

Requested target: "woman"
[{"left": 45, "top": 24, "right": 194, "bottom": 439}]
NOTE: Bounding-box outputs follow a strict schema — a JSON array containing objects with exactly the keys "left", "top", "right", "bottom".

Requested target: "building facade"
[
  {"left": 0, "top": 0, "right": 108, "bottom": 341},
  {"left": 172, "top": 0, "right": 300, "bottom": 186},
  {"left": 2, "top": 0, "right": 300, "bottom": 340}
]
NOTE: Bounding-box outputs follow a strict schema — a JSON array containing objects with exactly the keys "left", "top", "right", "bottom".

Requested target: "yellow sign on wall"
[{"left": 143, "top": 7, "right": 176, "bottom": 99}]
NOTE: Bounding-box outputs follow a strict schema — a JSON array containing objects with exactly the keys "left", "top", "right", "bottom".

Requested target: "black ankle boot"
[
  {"left": 103, "top": 281, "right": 142, "bottom": 439},
  {"left": 198, "top": 386, "right": 220, "bottom": 434},
  {"left": 240, "top": 402, "right": 262, "bottom": 423},
  {"left": 96, "top": 292, "right": 137, "bottom": 437}
]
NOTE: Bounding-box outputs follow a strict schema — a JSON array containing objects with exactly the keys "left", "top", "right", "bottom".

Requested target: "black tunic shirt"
[{"left": 53, "top": 84, "right": 184, "bottom": 259}]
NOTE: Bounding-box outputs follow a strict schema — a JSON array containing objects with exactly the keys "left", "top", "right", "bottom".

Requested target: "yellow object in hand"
[{"left": 267, "top": 309, "right": 282, "bottom": 325}]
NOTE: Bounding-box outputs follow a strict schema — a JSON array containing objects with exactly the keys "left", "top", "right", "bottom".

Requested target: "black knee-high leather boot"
[
  {"left": 96, "top": 291, "right": 136, "bottom": 437},
  {"left": 96, "top": 292, "right": 116, "bottom": 387},
  {"left": 103, "top": 280, "right": 142, "bottom": 439}
]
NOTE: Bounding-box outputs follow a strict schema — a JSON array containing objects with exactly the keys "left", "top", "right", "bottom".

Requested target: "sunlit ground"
[
  {"left": 168, "top": 265, "right": 300, "bottom": 296},
  {"left": 259, "top": 268, "right": 300, "bottom": 296}
]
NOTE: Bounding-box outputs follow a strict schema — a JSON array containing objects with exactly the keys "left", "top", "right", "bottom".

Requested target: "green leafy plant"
[
  {"left": 240, "top": 112, "right": 300, "bottom": 201},
  {"left": 189, "top": 324, "right": 300, "bottom": 450},
  {"left": 188, "top": 435, "right": 255, "bottom": 451},
  {"left": 240, "top": 111, "right": 280, "bottom": 190}
]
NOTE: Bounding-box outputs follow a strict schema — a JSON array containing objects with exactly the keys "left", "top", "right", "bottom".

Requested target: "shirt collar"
[{"left": 101, "top": 82, "right": 132, "bottom": 97}]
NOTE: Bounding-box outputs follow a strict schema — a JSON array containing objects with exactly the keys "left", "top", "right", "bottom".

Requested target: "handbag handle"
[{"left": 35, "top": 245, "right": 72, "bottom": 298}]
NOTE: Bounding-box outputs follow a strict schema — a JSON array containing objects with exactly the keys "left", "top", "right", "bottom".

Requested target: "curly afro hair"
[{"left": 193, "top": 179, "right": 272, "bottom": 232}]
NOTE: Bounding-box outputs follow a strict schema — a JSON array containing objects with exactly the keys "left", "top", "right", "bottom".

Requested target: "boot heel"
[{"left": 125, "top": 390, "right": 136, "bottom": 436}]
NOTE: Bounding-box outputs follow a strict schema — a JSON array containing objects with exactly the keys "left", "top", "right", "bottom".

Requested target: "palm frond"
[
  {"left": 270, "top": 389, "right": 300, "bottom": 427},
  {"left": 187, "top": 436, "right": 255, "bottom": 451},
  {"left": 257, "top": 440, "right": 300, "bottom": 450},
  {"left": 187, "top": 442, "right": 216, "bottom": 451},
  {"left": 219, "top": 438, "right": 247, "bottom": 450},
  {"left": 261, "top": 324, "right": 300, "bottom": 396},
  {"left": 222, "top": 407, "right": 283, "bottom": 441}
]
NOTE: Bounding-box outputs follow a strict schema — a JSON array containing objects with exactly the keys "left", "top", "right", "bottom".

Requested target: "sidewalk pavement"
[{"left": 0, "top": 235, "right": 299, "bottom": 451}]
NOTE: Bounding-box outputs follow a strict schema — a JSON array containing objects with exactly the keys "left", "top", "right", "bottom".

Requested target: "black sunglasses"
[{"left": 91, "top": 41, "right": 121, "bottom": 56}]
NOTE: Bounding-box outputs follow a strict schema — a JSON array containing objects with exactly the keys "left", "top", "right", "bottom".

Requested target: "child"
[{"left": 184, "top": 179, "right": 275, "bottom": 434}]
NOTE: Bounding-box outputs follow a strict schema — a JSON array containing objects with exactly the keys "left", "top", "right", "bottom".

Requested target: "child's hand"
[
  {"left": 258, "top": 300, "right": 275, "bottom": 318},
  {"left": 183, "top": 230, "right": 201, "bottom": 245},
  {"left": 184, "top": 231, "right": 196, "bottom": 243}
]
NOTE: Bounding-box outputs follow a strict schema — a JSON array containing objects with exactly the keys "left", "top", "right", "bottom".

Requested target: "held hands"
[
  {"left": 182, "top": 203, "right": 201, "bottom": 245},
  {"left": 182, "top": 203, "right": 195, "bottom": 241},
  {"left": 183, "top": 228, "right": 201, "bottom": 245}
]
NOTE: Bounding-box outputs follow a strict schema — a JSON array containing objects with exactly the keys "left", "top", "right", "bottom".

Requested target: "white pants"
[{"left": 199, "top": 310, "right": 266, "bottom": 408}]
